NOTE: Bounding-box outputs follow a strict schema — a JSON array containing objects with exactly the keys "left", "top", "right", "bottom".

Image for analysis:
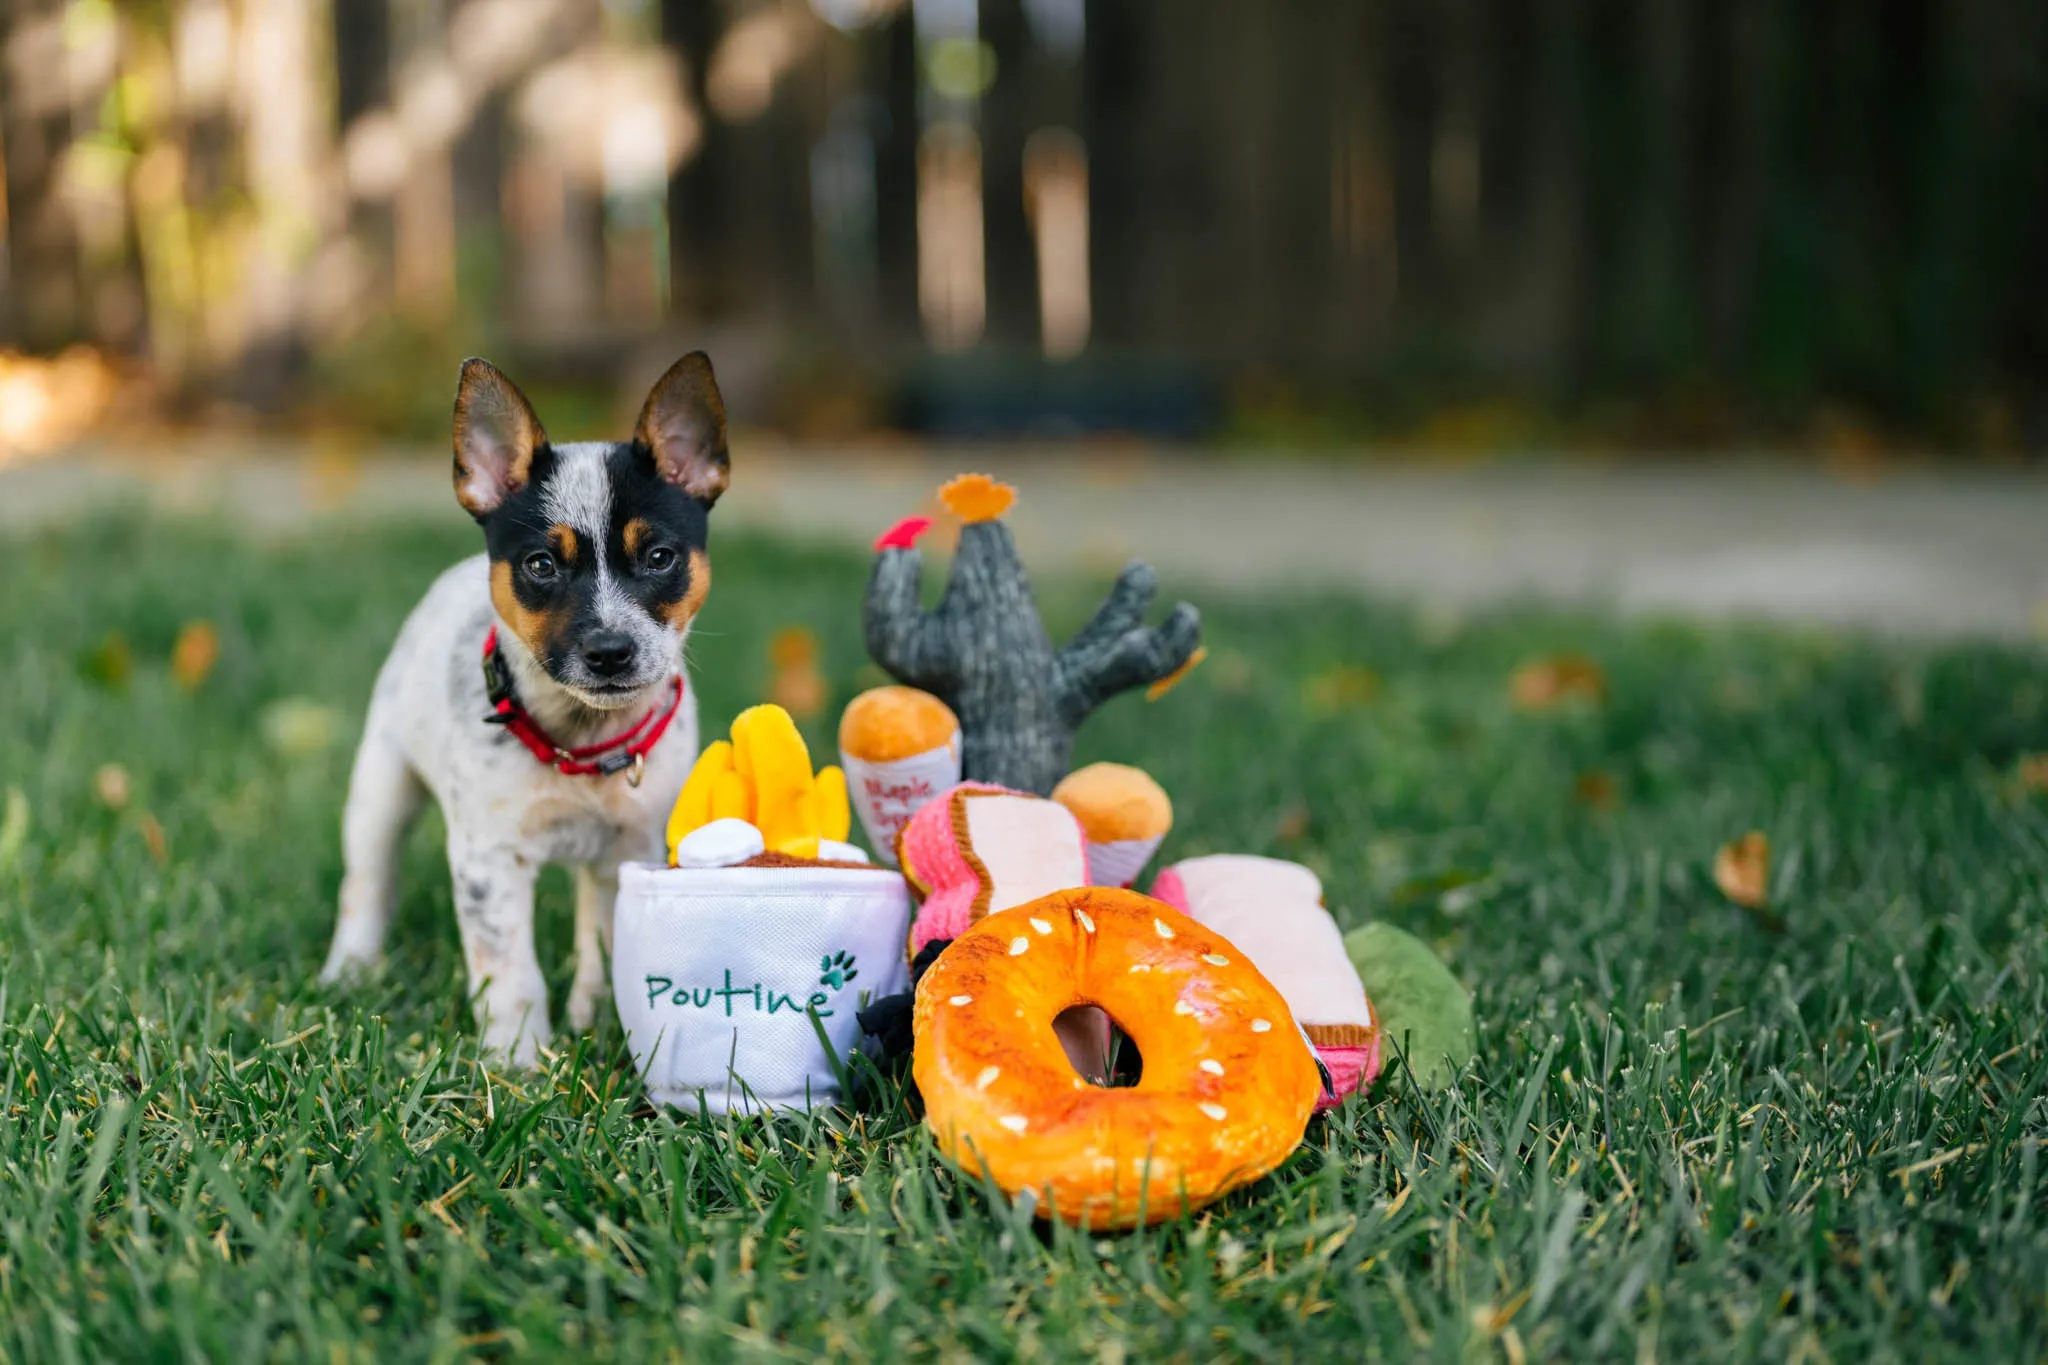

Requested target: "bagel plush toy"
[
  {"left": 894, "top": 780, "right": 1110, "bottom": 1079},
  {"left": 864, "top": 474, "right": 1204, "bottom": 796},
  {"left": 1152, "top": 855, "right": 1380, "bottom": 1107},
  {"left": 837, "top": 685, "right": 962, "bottom": 866},
  {"left": 914, "top": 887, "right": 1322, "bottom": 1229},
  {"left": 1050, "top": 762, "right": 1173, "bottom": 889}
]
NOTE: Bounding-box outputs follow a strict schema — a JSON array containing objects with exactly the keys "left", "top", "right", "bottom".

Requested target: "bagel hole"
[{"left": 1054, "top": 1005, "right": 1142, "bottom": 1088}]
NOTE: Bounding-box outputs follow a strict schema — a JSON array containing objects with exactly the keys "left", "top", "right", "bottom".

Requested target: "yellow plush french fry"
[
  {"left": 729, "top": 704, "right": 808, "bottom": 779},
  {"left": 710, "top": 769, "right": 756, "bottom": 823},
  {"left": 731, "top": 705, "right": 820, "bottom": 856},
  {"left": 814, "top": 765, "right": 851, "bottom": 843},
  {"left": 666, "top": 739, "right": 734, "bottom": 861}
]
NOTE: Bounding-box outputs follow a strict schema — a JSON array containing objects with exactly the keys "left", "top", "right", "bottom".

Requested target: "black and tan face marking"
[{"left": 453, "top": 354, "right": 729, "bottom": 704}]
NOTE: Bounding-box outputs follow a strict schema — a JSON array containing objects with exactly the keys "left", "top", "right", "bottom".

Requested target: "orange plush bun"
[
  {"left": 839, "top": 686, "right": 960, "bottom": 763},
  {"left": 913, "top": 887, "right": 1320, "bottom": 1229},
  {"left": 1050, "top": 763, "right": 1172, "bottom": 843}
]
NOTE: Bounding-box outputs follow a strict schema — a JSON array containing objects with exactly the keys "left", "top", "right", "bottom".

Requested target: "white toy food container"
[{"left": 612, "top": 862, "right": 911, "bottom": 1114}]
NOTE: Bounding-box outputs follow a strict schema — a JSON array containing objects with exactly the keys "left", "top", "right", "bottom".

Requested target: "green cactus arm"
[
  {"left": 1057, "top": 561, "right": 1160, "bottom": 665},
  {"left": 1052, "top": 601, "right": 1202, "bottom": 725},
  {"left": 863, "top": 547, "right": 957, "bottom": 688}
]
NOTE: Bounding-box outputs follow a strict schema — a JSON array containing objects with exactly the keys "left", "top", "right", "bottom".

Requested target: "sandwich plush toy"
[{"left": 864, "top": 474, "right": 1205, "bottom": 796}]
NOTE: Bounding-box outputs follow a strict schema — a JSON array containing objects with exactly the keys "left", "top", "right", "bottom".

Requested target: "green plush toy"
[{"left": 1344, "top": 923, "right": 1475, "bottom": 1089}]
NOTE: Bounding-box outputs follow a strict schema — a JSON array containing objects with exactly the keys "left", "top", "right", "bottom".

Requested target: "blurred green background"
[{"left": 2, "top": 0, "right": 2044, "bottom": 457}]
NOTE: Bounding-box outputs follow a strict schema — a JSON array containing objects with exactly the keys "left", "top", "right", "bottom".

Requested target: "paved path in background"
[{"left": 7, "top": 439, "right": 2048, "bottom": 640}]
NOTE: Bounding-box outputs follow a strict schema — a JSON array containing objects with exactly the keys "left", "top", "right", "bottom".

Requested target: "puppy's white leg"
[
  {"left": 447, "top": 838, "right": 550, "bottom": 1066},
  {"left": 566, "top": 862, "right": 619, "bottom": 1032},
  {"left": 321, "top": 735, "right": 424, "bottom": 983}
]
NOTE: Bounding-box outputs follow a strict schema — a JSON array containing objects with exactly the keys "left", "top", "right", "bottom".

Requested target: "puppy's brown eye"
[
  {"left": 522, "top": 552, "right": 557, "bottom": 582},
  {"left": 645, "top": 546, "right": 677, "bottom": 573}
]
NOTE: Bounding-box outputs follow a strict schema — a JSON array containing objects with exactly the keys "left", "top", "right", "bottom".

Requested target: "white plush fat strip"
[
  {"left": 1164, "top": 855, "right": 1372, "bottom": 1030},
  {"left": 1084, "top": 835, "right": 1164, "bottom": 889},
  {"left": 841, "top": 742, "right": 961, "bottom": 866},
  {"left": 674, "top": 818, "right": 766, "bottom": 868},
  {"left": 964, "top": 793, "right": 1090, "bottom": 913}
]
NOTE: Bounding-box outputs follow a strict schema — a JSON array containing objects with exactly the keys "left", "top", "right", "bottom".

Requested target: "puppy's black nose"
[{"left": 580, "top": 633, "right": 637, "bottom": 678}]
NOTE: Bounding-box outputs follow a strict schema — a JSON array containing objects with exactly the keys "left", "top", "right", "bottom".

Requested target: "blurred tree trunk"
[
  {"left": 2, "top": 0, "right": 85, "bottom": 348},
  {"left": 661, "top": 0, "right": 732, "bottom": 320},
  {"left": 978, "top": 0, "right": 1036, "bottom": 350},
  {"left": 874, "top": 11, "right": 922, "bottom": 348}
]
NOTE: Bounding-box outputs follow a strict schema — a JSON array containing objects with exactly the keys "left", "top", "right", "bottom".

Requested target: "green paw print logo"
[{"left": 819, "top": 951, "right": 859, "bottom": 991}]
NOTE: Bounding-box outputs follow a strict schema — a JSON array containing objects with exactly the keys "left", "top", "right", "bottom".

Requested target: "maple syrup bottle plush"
[{"left": 837, "top": 685, "right": 962, "bottom": 866}]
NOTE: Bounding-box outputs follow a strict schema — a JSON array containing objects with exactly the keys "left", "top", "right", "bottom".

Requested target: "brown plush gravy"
[{"left": 737, "top": 851, "right": 876, "bottom": 871}]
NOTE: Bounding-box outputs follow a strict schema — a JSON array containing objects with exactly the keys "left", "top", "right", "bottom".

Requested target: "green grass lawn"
[{"left": 2, "top": 517, "right": 2045, "bottom": 1362}]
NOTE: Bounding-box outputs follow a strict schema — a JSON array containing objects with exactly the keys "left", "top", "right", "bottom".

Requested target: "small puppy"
[{"left": 320, "top": 354, "right": 728, "bottom": 1064}]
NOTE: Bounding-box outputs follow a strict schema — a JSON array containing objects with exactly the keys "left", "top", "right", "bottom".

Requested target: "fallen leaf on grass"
[
  {"left": 94, "top": 763, "right": 131, "bottom": 810},
  {"left": 139, "top": 813, "right": 168, "bottom": 864},
  {"left": 767, "top": 627, "right": 826, "bottom": 720},
  {"left": 1273, "top": 804, "right": 1311, "bottom": 844},
  {"left": 1714, "top": 831, "right": 1770, "bottom": 909},
  {"left": 260, "top": 698, "right": 341, "bottom": 756},
  {"left": 170, "top": 620, "right": 220, "bottom": 690},
  {"left": 1510, "top": 655, "right": 1606, "bottom": 710},
  {"left": 1208, "top": 650, "right": 1253, "bottom": 695},
  {"left": 0, "top": 788, "right": 28, "bottom": 871},
  {"left": 1303, "top": 665, "right": 1380, "bottom": 714},
  {"left": 1573, "top": 771, "right": 1618, "bottom": 810},
  {"left": 81, "top": 633, "right": 132, "bottom": 690},
  {"left": 2016, "top": 754, "right": 2048, "bottom": 793}
]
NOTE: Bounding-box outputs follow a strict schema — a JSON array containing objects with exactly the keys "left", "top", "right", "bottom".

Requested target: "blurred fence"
[{"left": 0, "top": 0, "right": 2043, "bottom": 444}]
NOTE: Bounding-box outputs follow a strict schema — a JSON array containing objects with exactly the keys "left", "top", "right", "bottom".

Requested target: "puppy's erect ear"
[
  {"left": 452, "top": 358, "right": 548, "bottom": 519},
  {"left": 634, "top": 351, "right": 730, "bottom": 505}
]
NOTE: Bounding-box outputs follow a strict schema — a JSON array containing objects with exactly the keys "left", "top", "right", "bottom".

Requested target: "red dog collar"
[{"left": 481, "top": 627, "right": 683, "bottom": 786}]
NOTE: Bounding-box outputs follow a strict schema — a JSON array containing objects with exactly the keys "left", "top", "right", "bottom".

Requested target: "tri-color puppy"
[{"left": 320, "top": 354, "right": 727, "bottom": 1064}]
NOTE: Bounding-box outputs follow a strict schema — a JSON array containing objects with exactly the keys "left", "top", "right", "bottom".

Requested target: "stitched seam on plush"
[{"left": 953, "top": 789, "right": 999, "bottom": 921}]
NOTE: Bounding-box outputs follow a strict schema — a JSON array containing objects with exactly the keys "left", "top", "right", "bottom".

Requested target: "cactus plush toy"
[{"left": 864, "top": 474, "right": 1205, "bottom": 796}]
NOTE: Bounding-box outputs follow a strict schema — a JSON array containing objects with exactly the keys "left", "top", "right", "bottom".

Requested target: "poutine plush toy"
[
  {"left": 864, "top": 474, "right": 1205, "bottom": 796},
  {"left": 666, "top": 704, "right": 854, "bottom": 863}
]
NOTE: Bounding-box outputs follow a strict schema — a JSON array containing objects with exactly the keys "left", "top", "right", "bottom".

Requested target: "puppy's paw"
[
  {"left": 317, "top": 944, "right": 382, "bottom": 986},
  {"left": 477, "top": 995, "right": 552, "bottom": 1069},
  {"left": 480, "top": 1021, "right": 552, "bottom": 1070}
]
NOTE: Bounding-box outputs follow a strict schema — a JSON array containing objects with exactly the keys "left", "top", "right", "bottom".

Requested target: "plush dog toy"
[
  {"left": 870, "top": 780, "right": 1115, "bottom": 1081},
  {"left": 1344, "top": 921, "right": 1475, "bottom": 1089},
  {"left": 837, "top": 685, "right": 962, "bottom": 865},
  {"left": 864, "top": 474, "right": 1204, "bottom": 796},
  {"left": 667, "top": 704, "right": 853, "bottom": 863},
  {"left": 1151, "top": 855, "right": 1380, "bottom": 1107},
  {"left": 897, "top": 781, "right": 1092, "bottom": 958}
]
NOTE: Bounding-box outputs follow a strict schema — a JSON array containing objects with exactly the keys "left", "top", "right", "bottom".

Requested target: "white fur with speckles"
[
  {"left": 540, "top": 442, "right": 615, "bottom": 536},
  {"left": 318, "top": 553, "right": 701, "bottom": 1067}
]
